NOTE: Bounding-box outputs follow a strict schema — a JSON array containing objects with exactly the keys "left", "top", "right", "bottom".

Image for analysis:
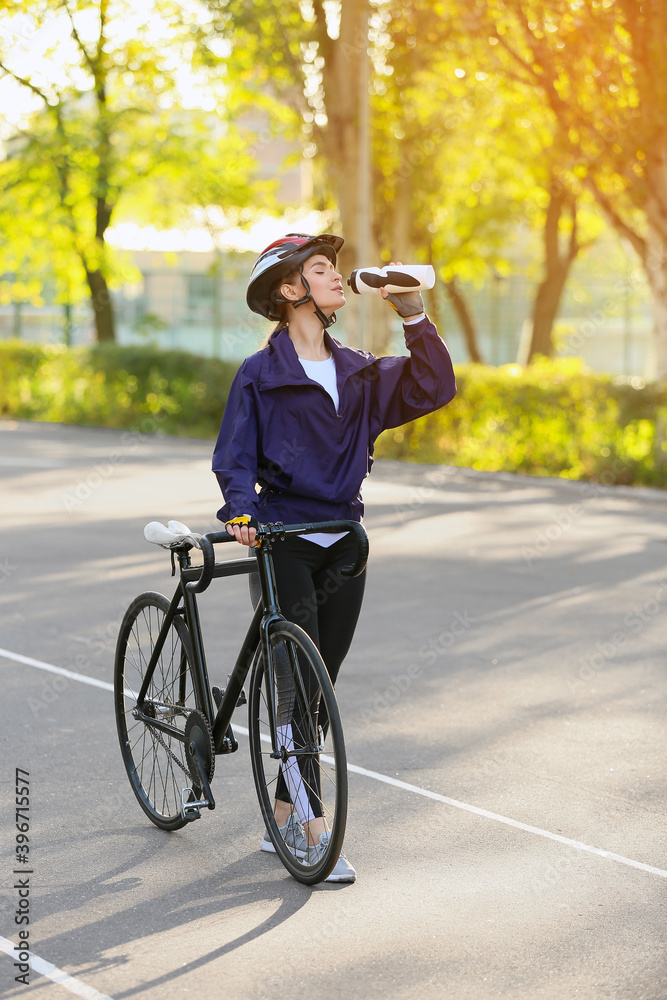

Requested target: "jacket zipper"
[{"left": 305, "top": 380, "right": 342, "bottom": 418}]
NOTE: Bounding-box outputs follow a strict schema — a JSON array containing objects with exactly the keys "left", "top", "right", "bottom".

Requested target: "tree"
[
  {"left": 372, "top": 12, "right": 602, "bottom": 362},
  {"left": 467, "top": 0, "right": 667, "bottom": 380},
  {"left": 205, "top": 0, "right": 392, "bottom": 343},
  {"left": 528, "top": 170, "right": 591, "bottom": 360},
  {"left": 0, "top": 0, "right": 263, "bottom": 342}
]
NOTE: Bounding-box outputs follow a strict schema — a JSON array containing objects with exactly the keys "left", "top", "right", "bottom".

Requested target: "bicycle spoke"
[
  {"left": 249, "top": 621, "right": 347, "bottom": 884},
  {"left": 114, "top": 593, "right": 199, "bottom": 830}
]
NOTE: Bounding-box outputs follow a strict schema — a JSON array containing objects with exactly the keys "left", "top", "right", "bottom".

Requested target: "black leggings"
[{"left": 249, "top": 532, "right": 366, "bottom": 817}]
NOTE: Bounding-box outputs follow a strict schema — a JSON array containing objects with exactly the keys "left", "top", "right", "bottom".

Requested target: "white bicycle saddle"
[{"left": 144, "top": 520, "right": 203, "bottom": 549}]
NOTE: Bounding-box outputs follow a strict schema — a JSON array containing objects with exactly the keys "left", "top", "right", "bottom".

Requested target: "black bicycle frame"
[
  {"left": 135, "top": 519, "right": 368, "bottom": 757},
  {"left": 134, "top": 545, "right": 262, "bottom": 752}
]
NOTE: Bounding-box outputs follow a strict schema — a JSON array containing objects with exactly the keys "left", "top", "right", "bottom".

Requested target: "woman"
[{"left": 212, "top": 233, "right": 456, "bottom": 882}]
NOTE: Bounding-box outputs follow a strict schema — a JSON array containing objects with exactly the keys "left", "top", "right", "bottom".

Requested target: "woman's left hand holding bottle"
[{"left": 380, "top": 260, "right": 425, "bottom": 320}]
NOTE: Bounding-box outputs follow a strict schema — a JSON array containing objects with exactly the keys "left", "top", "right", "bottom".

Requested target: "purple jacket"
[{"left": 212, "top": 316, "right": 456, "bottom": 525}]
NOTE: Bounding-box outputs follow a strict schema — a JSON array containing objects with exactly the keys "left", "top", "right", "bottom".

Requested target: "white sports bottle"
[{"left": 347, "top": 264, "right": 435, "bottom": 295}]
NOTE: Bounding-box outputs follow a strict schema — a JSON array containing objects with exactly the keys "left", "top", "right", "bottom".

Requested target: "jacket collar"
[{"left": 258, "top": 327, "right": 377, "bottom": 391}]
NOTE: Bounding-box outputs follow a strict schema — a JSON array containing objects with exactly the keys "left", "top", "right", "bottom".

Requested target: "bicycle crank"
[{"left": 182, "top": 710, "right": 216, "bottom": 820}]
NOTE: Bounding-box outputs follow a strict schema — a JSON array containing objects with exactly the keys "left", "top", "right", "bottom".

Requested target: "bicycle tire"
[
  {"left": 114, "top": 592, "right": 208, "bottom": 831},
  {"left": 248, "top": 620, "right": 348, "bottom": 884}
]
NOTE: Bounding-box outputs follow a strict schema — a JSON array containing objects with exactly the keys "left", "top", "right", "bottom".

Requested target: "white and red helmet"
[{"left": 246, "top": 232, "right": 344, "bottom": 321}]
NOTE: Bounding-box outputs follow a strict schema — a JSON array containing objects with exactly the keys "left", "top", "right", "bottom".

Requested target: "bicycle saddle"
[{"left": 144, "top": 520, "right": 203, "bottom": 549}]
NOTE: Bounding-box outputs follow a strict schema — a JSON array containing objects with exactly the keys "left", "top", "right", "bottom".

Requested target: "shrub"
[
  {"left": 0, "top": 341, "right": 238, "bottom": 438},
  {"left": 1, "top": 343, "right": 664, "bottom": 486},
  {"left": 374, "top": 358, "right": 667, "bottom": 487}
]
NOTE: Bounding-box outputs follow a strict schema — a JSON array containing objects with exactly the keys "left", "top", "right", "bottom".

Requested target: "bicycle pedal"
[
  {"left": 180, "top": 788, "right": 205, "bottom": 822},
  {"left": 215, "top": 682, "right": 247, "bottom": 709}
]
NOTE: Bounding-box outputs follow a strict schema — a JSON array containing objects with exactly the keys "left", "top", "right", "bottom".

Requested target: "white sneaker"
[
  {"left": 260, "top": 813, "right": 308, "bottom": 859},
  {"left": 307, "top": 831, "right": 356, "bottom": 882}
]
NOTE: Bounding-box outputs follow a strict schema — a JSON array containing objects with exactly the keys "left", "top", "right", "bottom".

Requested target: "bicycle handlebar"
[{"left": 185, "top": 520, "right": 369, "bottom": 594}]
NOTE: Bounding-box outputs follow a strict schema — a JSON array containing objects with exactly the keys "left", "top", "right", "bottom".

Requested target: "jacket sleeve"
[
  {"left": 370, "top": 316, "right": 456, "bottom": 438},
  {"left": 212, "top": 363, "right": 260, "bottom": 522}
]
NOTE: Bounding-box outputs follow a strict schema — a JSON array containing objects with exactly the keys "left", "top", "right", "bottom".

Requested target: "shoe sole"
[{"left": 262, "top": 839, "right": 355, "bottom": 880}]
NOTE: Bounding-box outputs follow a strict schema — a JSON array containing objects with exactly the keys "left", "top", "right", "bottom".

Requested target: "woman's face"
[{"left": 281, "top": 253, "right": 346, "bottom": 313}]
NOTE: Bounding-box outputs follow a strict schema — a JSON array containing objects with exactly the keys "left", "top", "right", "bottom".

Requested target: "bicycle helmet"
[{"left": 247, "top": 232, "right": 345, "bottom": 328}]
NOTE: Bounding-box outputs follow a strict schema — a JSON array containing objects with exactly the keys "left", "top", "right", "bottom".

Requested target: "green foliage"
[
  {"left": 0, "top": 341, "right": 667, "bottom": 487},
  {"left": 1, "top": 344, "right": 664, "bottom": 486},
  {"left": 374, "top": 358, "right": 667, "bottom": 488},
  {"left": 0, "top": 341, "right": 237, "bottom": 439},
  {"left": 0, "top": 0, "right": 272, "bottom": 341},
  {"left": 467, "top": 0, "right": 662, "bottom": 252}
]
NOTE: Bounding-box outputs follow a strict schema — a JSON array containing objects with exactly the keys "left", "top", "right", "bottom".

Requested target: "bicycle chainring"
[{"left": 184, "top": 710, "right": 215, "bottom": 790}]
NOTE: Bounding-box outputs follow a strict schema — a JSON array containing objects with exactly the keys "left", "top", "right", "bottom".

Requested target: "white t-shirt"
[
  {"left": 298, "top": 353, "right": 348, "bottom": 548},
  {"left": 298, "top": 354, "right": 339, "bottom": 412}
]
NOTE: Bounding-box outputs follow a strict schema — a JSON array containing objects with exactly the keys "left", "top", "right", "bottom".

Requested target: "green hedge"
[
  {"left": 1, "top": 342, "right": 665, "bottom": 487},
  {"left": 375, "top": 358, "right": 667, "bottom": 487},
  {"left": 0, "top": 341, "right": 238, "bottom": 439}
]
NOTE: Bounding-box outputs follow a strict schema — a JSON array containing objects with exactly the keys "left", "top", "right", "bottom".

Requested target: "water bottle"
[{"left": 347, "top": 264, "right": 435, "bottom": 295}]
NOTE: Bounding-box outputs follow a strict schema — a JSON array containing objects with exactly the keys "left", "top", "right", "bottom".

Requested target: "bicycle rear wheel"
[
  {"left": 248, "top": 620, "right": 347, "bottom": 884},
  {"left": 114, "top": 592, "right": 210, "bottom": 830}
]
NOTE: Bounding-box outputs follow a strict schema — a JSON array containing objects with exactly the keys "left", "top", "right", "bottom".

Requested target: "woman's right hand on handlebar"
[{"left": 226, "top": 515, "right": 258, "bottom": 547}]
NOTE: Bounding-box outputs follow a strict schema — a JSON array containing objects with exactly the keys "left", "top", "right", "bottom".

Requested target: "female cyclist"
[{"left": 212, "top": 232, "right": 456, "bottom": 882}]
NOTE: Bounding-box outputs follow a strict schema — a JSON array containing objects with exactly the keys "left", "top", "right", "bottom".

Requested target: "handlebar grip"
[{"left": 339, "top": 521, "right": 369, "bottom": 578}]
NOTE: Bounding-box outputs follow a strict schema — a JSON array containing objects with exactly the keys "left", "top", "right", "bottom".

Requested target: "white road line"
[
  {"left": 0, "top": 648, "right": 113, "bottom": 691},
  {"left": 0, "top": 936, "right": 114, "bottom": 1000},
  {"left": 342, "top": 763, "right": 667, "bottom": 878},
  {"left": 3, "top": 646, "right": 666, "bottom": 880}
]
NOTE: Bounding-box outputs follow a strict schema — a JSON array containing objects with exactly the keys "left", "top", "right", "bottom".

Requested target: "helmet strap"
[{"left": 291, "top": 267, "right": 337, "bottom": 329}]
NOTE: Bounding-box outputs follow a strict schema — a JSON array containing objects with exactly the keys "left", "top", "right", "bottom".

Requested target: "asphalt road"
[{"left": 1, "top": 419, "right": 666, "bottom": 1000}]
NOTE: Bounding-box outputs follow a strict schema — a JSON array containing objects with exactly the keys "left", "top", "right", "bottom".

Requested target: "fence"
[{"left": 0, "top": 238, "right": 656, "bottom": 378}]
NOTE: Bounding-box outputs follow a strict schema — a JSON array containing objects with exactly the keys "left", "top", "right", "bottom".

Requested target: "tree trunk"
[
  {"left": 318, "top": 0, "right": 363, "bottom": 275},
  {"left": 528, "top": 185, "right": 581, "bottom": 361},
  {"left": 318, "top": 0, "right": 386, "bottom": 348},
  {"left": 643, "top": 157, "right": 667, "bottom": 467},
  {"left": 85, "top": 267, "right": 115, "bottom": 343},
  {"left": 586, "top": 179, "right": 667, "bottom": 382},
  {"left": 427, "top": 244, "right": 446, "bottom": 344},
  {"left": 63, "top": 301, "right": 73, "bottom": 346},
  {"left": 393, "top": 159, "right": 413, "bottom": 262},
  {"left": 529, "top": 269, "right": 569, "bottom": 359},
  {"left": 644, "top": 197, "right": 667, "bottom": 384},
  {"left": 445, "top": 277, "right": 484, "bottom": 363},
  {"left": 12, "top": 300, "right": 22, "bottom": 339}
]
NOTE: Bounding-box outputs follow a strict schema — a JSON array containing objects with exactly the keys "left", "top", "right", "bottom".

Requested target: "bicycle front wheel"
[
  {"left": 114, "top": 592, "right": 208, "bottom": 831},
  {"left": 248, "top": 620, "right": 348, "bottom": 885}
]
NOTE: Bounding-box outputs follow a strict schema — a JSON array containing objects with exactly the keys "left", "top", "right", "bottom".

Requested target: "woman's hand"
[
  {"left": 381, "top": 260, "right": 425, "bottom": 320},
  {"left": 226, "top": 515, "right": 258, "bottom": 547}
]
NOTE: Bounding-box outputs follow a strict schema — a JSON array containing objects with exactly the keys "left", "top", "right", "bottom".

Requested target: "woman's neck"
[{"left": 286, "top": 309, "right": 330, "bottom": 361}]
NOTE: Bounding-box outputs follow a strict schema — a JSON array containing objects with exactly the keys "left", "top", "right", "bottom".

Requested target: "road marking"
[
  {"left": 341, "top": 762, "right": 667, "bottom": 878},
  {"left": 0, "top": 648, "right": 114, "bottom": 691},
  {"left": 2, "top": 646, "right": 666, "bottom": 880},
  {"left": 0, "top": 936, "right": 114, "bottom": 1000}
]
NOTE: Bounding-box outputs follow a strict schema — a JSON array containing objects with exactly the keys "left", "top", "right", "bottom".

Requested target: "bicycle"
[{"left": 114, "top": 517, "right": 368, "bottom": 885}]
